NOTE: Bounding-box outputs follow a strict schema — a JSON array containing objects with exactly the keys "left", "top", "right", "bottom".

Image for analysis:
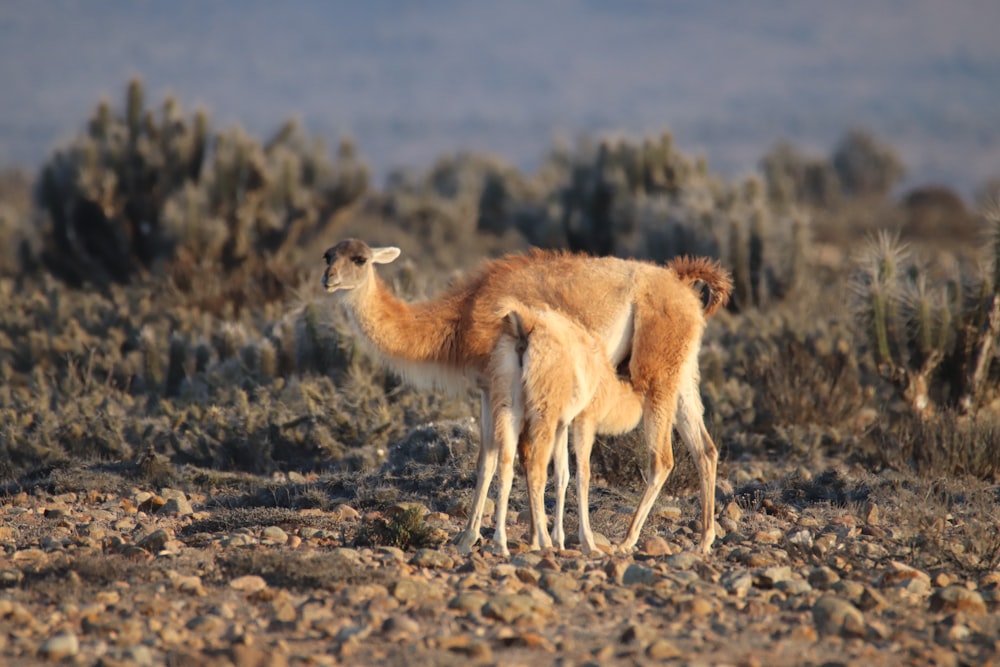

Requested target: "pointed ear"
[{"left": 371, "top": 246, "right": 401, "bottom": 264}]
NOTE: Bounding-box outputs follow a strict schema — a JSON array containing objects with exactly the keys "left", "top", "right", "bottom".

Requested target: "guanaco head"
[{"left": 322, "top": 239, "right": 401, "bottom": 293}]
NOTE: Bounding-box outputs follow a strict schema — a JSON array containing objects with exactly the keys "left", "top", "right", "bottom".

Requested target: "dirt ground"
[{"left": 1, "top": 424, "right": 999, "bottom": 666}]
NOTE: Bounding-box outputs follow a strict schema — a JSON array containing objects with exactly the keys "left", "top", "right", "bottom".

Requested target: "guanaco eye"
[{"left": 351, "top": 256, "right": 366, "bottom": 266}]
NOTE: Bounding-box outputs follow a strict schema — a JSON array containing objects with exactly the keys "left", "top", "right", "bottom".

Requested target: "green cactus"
[{"left": 855, "top": 229, "right": 1000, "bottom": 417}]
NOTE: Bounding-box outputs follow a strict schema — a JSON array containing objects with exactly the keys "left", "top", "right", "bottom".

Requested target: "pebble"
[
  {"left": 411, "top": 548, "right": 454, "bottom": 569},
  {"left": 449, "top": 591, "right": 488, "bottom": 614},
  {"left": 482, "top": 593, "right": 536, "bottom": 623},
  {"left": 930, "top": 585, "right": 987, "bottom": 615},
  {"left": 159, "top": 496, "right": 194, "bottom": 516},
  {"left": 257, "top": 526, "right": 287, "bottom": 545},
  {"left": 38, "top": 632, "right": 79, "bottom": 660},
  {"left": 229, "top": 575, "right": 268, "bottom": 594},
  {"left": 664, "top": 552, "right": 701, "bottom": 570},
  {"left": 622, "top": 563, "right": 657, "bottom": 586},
  {"left": 638, "top": 536, "right": 673, "bottom": 556},
  {"left": 812, "top": 595, "right": 866, "bottom": 638}
]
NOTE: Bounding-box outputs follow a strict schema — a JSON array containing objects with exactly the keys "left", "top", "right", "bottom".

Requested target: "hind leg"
[
  {"left": 675, "top": 381, "right": 718, "bottom": 554},
  {"left": 618, "top": 396, "right": 677, "bottom": 551}
]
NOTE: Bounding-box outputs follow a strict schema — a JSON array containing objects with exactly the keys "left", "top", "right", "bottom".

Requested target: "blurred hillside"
[{"left": 1, "top": 1, "right": 998, "bottom": 197}]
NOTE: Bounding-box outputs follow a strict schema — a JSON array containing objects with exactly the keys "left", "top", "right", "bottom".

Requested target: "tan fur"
[
  {"left": 323, "top": 239, "right": 732, "bottom": 556},
  {"left": 498, "top": 300, "right": 644, "bottom": 554}
]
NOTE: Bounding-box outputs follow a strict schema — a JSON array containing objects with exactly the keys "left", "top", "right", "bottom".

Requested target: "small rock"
[
  {"left": 858, "top": 585, "right": 889, "bottom": 611},
  {"left": 38, "top": 632, "right": 79, "bottom": 660},
  {"left": 483, "top": 593, "right": 535, "bottom": 623},
  {"left": 752, "top": 528, "right": 784, "bottom": 544},
  {"left": 605, "top": 559, "right": 632, "bottom": 585},
  {"left": 812, "top": 595, "right": 865, "bottom": 638},
  {"left": 261, "top": 526, "right": 288, "bottom": 545},
  {"left": 833, "top": 579, "right": 865, "bottom": 603},
  {"left": 638, "top": 536, "right": 672, "bottom": 556},
  {"left": 221, "top": 533, "right": 255, "bottom": 548},
  {"left": 786, "top": 529, "right": 813, "bottom": 549},
  {"left": 880, "top": 561, "right": 931, "bottom": 589},
  {"left": 808, "top": 566, "right": 841, "bottom": 590},
  {"left": 664, "top": 552, "right": 701, "bottom": 570},
  {"left": 159, "top": 497, "right": 193, "bottom": 516},
  {"left": 687, "top": 597, "right": 715, "bottom": 616},
  {"left": 622, "top": 563, "right": 657, "bottom": 586},
  {"left": 540, "top": 572, "right": 578, "bottom": 594},
  {"left": 137, "top": 529, "right": 172, "bottom": 553},
  {"left": 862, "top": 501, "right": 880, "bottom": 526},
  {"left": 229, "top": 575, "right": 268, "bottom": 594},
  {"left": 621, "top": 623, "right": 658, "bottom": 645},
  {"left": 332, "top": 504, "right": 361, "bottom": 521},
  {"left": 721, "top": 501, "right": 743, "bottom": 523},
  {"left": 449, "top": 591, "right": 488, "bottom": 614},
  {"left": 930, "top": 585, "right": 987, "bottom": 615},
  {"left": 510, "top": 552, "right": 542, "bottom": 568},
  {"left": 411, "top": 548, "right": 454, "bottom": 569},
  {"left": 775, "top": 579, "right": 812, "bottom": 596},
  {"left": 654, "top": 506, "right": 683, "bottom": 522},
  {"left": 754, "top": 566, "right": 792, "bottom": 589},
  {"left": 382, "top": 614, "right": 420, "bottom": 636},
  {"left": 722, "top": 570, "right": 753, "bottom": 596},
  {"left": 449, "top": 497, "right": 494, "bottom": 520},
  {"left": 647, "top": 639, "right": 681, "bottom": 660},
  {"left": 392, "top": 579, "right": 444, "bottom": 603}
]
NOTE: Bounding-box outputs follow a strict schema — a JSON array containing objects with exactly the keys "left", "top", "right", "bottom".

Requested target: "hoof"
[{"left": 454, "top": 531, "right": 479, "bottom": 554}]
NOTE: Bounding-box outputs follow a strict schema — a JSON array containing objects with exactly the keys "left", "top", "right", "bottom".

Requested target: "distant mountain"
[{"left": 1, "top": 0, "right": 998, "bottom": 196}]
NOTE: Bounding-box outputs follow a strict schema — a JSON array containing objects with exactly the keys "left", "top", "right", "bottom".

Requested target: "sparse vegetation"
[{"left": 2, "top": 78, "right": 1000, "bottom": 524}]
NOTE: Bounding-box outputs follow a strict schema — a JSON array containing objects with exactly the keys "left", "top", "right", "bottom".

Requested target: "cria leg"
[
  {"left": 523, "top": 420, "right": 560, "bottom": 551},
  {"left": 549, "top": 424, "right": 571, "bottom": 551},
  {"left": 489, "top": 407, "right": 519, "bottom": 556},
  {"left": 571, "top": 418, "right": 599, "bottom": 555}
]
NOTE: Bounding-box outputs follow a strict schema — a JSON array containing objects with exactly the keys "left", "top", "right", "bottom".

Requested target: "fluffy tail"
[{"left": 668, "top": 256, "right": 733, "bottom": 317}]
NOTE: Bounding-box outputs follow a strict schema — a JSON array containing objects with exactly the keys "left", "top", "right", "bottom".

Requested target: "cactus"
[
  {"left": 854, "top": 228, "right": 1000, "bottom": 417},
  {"left": 140, "top": 325, "right": 163, "bottom": 393}
]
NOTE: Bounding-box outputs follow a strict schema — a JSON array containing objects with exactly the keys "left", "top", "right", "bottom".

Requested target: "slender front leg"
[{"left": 456, "top": 390, "right": 496, "bottom": 553}]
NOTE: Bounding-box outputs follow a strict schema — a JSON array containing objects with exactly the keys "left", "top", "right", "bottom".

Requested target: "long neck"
[{"left": 341, "top": 274, "right": 464, "bottom": 368}]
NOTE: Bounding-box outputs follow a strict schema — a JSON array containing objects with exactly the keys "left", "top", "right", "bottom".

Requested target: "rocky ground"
[{"left": 1, "top": 424, "right": 999, "bottom": 666}]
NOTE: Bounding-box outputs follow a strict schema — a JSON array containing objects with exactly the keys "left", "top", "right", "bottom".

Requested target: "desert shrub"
[
  {"left": 832, "top": 128, "right": 905, "bottom": 199},
  {"left": 759, "top": 141, "right": 841, "bottom": 209},
  {"left": 0, "top": 168, "right": 40, "bottom": 278},
  {"left": 35, "top": 78, "right": 367, "bottom": 292},
  {"left": 489, "top": 133, "right": 810, "bottom": 312},
  {"left": 899, "top": 185, "right": 978, "bottom": 247},
  {"left": 743, "top": 326, "right": 868, "bottom": 433},
  {"left": 874, "top": 408, "right": 1000, "bottom": 480},
  {"left": 354, "top": 505, "right": 439, "bottom": 550}
]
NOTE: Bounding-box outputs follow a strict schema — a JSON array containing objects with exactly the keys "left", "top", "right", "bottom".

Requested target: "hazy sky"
[{"left": 1, "top": 1, "right": 998, "bottom": 195}]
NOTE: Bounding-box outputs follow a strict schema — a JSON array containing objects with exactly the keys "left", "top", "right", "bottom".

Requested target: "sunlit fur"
[{"left": 323, "top": 239, "right": 732, "bottom": 556}]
